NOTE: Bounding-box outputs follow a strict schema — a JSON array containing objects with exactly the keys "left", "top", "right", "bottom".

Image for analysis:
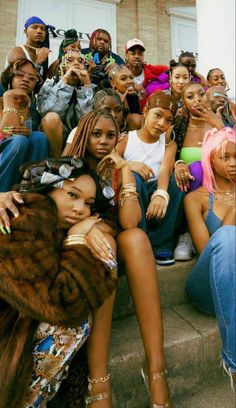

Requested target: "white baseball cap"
[{"left": 125, "top": 38, "right": 145, "bottom": 52}]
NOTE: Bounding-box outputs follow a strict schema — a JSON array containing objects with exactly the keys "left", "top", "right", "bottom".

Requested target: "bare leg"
[
  {"left": 117, "top": 228, "right": 171, "bottom": 406},
  {"left": 86, "top": 235, "right": 117, "bottom": 407},
  {"left": 41, "top": 113, "right": 64, "bottom": 158}
]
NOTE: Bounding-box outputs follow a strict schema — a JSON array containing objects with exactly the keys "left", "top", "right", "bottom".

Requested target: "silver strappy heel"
[{"left": 141, "top": 367, "right": 172, "bottom": 408}]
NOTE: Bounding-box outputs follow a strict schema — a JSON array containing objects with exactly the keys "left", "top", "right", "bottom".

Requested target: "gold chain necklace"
[
  {"left": 214, "top": 187, "right": 236, "bottom": 207},
  {"left": 188, "top": 122, "right": 207, "bottom": 146},
  {"left": 25, "top": 44, "right": 40, "bottom": 55}
]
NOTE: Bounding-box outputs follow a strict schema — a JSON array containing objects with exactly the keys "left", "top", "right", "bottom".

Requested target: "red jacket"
[{"left": 143, "top": 64, "right": 168, "bottom": 88}]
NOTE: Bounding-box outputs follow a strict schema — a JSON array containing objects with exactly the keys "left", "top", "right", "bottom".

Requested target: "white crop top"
[{"left": 123, "top": 130, "right": 166, "bottom": 182}]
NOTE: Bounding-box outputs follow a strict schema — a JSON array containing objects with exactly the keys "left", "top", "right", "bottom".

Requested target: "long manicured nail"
[
  {"left": 6, "top": 226, "right": 11, "bottom": 234},
  {"left": 0, "top": 226, "right": 7, "bottom": 235}
]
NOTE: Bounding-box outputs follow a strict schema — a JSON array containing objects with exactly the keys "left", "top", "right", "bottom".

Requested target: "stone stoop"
[
  {"left": 109, "top": 260, "right": 229, "bottom": 407},
  {"left": 113, "top": 260, "right": 196, "bottom": 320},
  {"left": 173, "top": 377, "right": 235, "bottom": 408}
]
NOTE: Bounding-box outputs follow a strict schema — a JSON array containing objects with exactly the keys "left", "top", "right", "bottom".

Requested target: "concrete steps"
[
  {"left": 110, "top": 260, "right": 231, "bottom": 407},
  {"left": 113, "top": 259, "right": 195, "bottom": 320},
  {"left": 173, "top": 377, "right": 235, "bottom": 408}
]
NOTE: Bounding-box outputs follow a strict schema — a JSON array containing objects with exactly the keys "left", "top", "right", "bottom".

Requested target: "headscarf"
[
  {"left": 24, "top": 16, "right": 57, "bottom": 47},
  {"left": 145, "top": 91, "right": 178, "bottom": 117}
]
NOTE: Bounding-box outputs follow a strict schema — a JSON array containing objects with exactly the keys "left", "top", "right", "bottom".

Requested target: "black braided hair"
[{"left": 173, "top": 112, "right": 189, "bottom": 157}]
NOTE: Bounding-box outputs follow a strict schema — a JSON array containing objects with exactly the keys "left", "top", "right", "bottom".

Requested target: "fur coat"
[{"left": 0, "top": 193, "right": 117, "bottom": 408}]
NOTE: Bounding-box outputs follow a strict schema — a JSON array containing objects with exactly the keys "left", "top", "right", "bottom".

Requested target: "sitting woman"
[
  {"left": 37, "top": 50, "right": 95, "bottom": 148},
  {"left": 106, "top": 64, "right": 143, "bottom": 130},
  {"left": 0, "top": 59, "right": 51, "bottom": 192},
  {"left": 63, "top": 109, "right": 173, "bottom": 407},
  {"left": 184, "top": 127, "right": 236, "bottom": 385},
  {"left": 0, "top": 157, "right": 117, "bottom": 407},
  {"left": 174, "top": 82, "right": 224, "bottom": 193},
  {"left": 145, "top": 60, "right": 190, "bottom": 108},
  {"left": 47, "top": 28, "right": 81, "bottom": 79},
  {"left": 178, "top": 51, "right": 207, "bottom": 87},
  {"left": 116, "top": 92, "right": 183, "bottom": 265},
  {"left": 63, "top": 88, "right": 133, "bottom": 154},
  {"left": 172, "top": 82, "right": 225, "bottom": 261}
]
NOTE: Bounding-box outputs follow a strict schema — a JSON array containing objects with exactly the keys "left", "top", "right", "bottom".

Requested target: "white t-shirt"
[{"left": 133, "top": 69, "right": 144, "bottom": 86}]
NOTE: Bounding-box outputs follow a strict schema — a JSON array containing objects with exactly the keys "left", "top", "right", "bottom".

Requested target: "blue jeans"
[
  {"left": 0, "top": 132, "right": 50, "bottom": 192},
  {"left": 185, "top": 226, "right": 236, "bottom": 372},
  {"left": 134, "top": 172, "right": 184, "bottom": 255}
]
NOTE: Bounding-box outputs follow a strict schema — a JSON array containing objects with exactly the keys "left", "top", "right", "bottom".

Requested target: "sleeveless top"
[
  {"left": 205, "top": 193, "right": 222, "bottom": 236},
  {"left": 5, "top": 45, "right": 44, "bottom": 77},
  {"left": 180, "top": 147, "right": 202, "bottom": 164},
  {"left": 123, "top": 130, "right": 166, "bottom": 182}
]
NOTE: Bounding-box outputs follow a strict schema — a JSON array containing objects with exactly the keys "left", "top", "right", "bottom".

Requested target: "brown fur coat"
[{"left": 0, "top": 193, "right": 117, "bottom": 408}]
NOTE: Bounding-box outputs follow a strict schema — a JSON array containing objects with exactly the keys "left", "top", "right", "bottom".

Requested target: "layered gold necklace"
[
  {"left": 188, "top": 122, "right": 208, "bottom": 146},
  {"left": 214, "top": 186, "right": 236, "bottom": 207}
]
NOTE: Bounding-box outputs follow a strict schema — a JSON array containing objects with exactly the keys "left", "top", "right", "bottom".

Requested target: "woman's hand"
[
  {"left": 97, "top": 151, "right": 127, "bottom": 179},
  {"left": 63, "top": 67, "right": 83, "bottom": 86},
  {"left": 2, "top": 125, "right": 30, "bottom": 137},
  {"left": 191, "top": 104, "right": 224, "bottom": 129},
  {"left": 86, "top": 226, "right": 115, "bottom": 263},
  {"left": 79, "top": 69, "right": 91, "bottom": 86},
  {"left": 67, "top": 214, "right": 102, "bottom": 236},
  {"left": 128, "top": 161, "right": 154, "bottom": 181},
  {"left": 174, "top": 163, "right": 195, "bottom": 192},
  {"left": 3, "top": 89, "right": 30, "bottom": 109},
  {"left": 0, "top": 191, "right": 24, "bottom": 233},
  {"left": 146, "top": 195, "right": 167, "bottom": 220}
]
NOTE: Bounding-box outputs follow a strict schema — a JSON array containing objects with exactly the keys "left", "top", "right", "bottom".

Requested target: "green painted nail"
[
  {"left": 0, "top": 226, "right": 7, "bottom": 235},
  {"left": 6, "top": 226, "right": 11, "bottom": 234}
]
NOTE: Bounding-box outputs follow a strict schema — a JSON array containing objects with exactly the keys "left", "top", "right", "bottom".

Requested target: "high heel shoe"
[
  {"left": 141, "top": 367, "right": 172, "bottom": 408},
  {"left": 85, "top": 372, "right": 111, "bottom": 406}
]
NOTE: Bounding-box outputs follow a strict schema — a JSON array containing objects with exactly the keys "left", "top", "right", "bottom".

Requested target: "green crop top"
[{"left": 180, "top": 147, "right": 202, "bottom": 164}]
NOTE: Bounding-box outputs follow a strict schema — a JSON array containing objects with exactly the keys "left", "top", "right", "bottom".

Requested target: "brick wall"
[
  {"left": 0, "top": 0, "right": 18, "bottom": 71},
  {"left": 117, "top": 0, "right": 196, "bottom": 65},
  {"left": 0, "top": 0, "right": 196, "bottom": 73}
]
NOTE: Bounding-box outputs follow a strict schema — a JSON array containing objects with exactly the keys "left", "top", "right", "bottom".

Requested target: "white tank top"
[
  {"left": 5, "top": 45, "right": 32, "bottom": 68},
  {"left": 5, "top": 45, "right": 43, "bottom": 77},
  {"left": 123, "top": 130, "right": 166, "bottom": 182}
]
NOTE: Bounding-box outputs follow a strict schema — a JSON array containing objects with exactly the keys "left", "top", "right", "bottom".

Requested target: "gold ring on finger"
[{"left": 0, "top": 208, "right": 5, "bottom": 212}]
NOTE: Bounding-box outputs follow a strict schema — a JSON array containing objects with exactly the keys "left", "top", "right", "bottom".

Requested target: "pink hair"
[{"left": 202, "top": 127, "right": 236, "bottom": 192}]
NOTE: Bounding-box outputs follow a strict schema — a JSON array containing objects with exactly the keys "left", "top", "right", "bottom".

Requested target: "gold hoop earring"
[{"left": 165, "top": 129, "right": 175, "bottom": 146}]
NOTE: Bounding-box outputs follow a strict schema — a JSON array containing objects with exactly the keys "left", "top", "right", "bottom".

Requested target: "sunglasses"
[{"left": 14, "top": 69, "right": 39, "bottom": 82}]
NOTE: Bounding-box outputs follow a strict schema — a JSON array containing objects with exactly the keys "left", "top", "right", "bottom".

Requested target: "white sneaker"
[{"left": 174, "top": 233, "right": 194, "bottom": 261}]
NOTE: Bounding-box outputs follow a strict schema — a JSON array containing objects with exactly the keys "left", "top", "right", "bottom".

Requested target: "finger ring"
[
  {"left": 185, "top": 172, "right": 189, "bottom": 176},
  {"left": 0, "top": 208, "right": 5, "bottom": 212},
  {"left": 204, "top": 108, "right": 207, "bottom": 112}
]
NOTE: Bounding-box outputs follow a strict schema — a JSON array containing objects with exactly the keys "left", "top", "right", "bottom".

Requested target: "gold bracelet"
[
  {"left": 3, "top": 107, "right": 18, "bottom": 115},
  {"left": 63, "top": 234, "right": 87, "bottom": 247},
  {"left": 119, "top": 184, "right": 139, "bottom": 207},
  {"left": 3, "top": 107, "right": 28, "bottom": 123},
  {"left": 151, "top": 189, "right": 170, "bottom": 205}
]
